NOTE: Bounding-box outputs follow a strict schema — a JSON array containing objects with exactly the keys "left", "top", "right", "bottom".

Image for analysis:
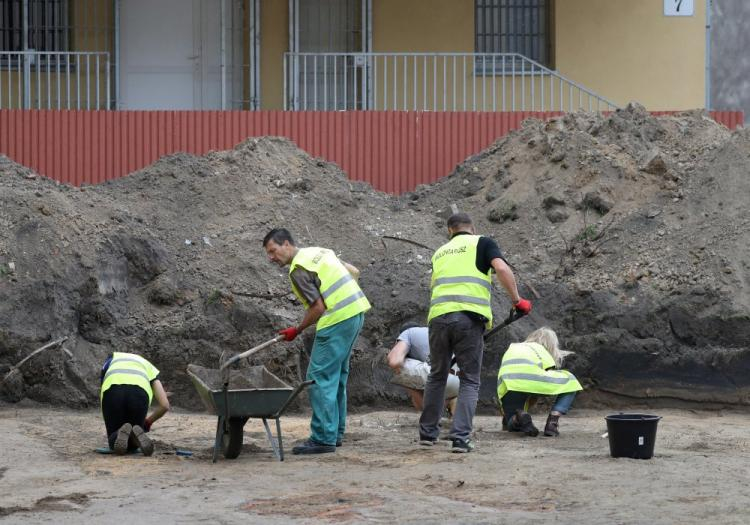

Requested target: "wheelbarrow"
[{"left": 187, "top": 364, "right": 312, "bottom": 462}]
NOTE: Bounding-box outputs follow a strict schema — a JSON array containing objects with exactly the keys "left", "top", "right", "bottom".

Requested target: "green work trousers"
[{"left": 306, "top": 312, "right": 365, "bottom": 446}]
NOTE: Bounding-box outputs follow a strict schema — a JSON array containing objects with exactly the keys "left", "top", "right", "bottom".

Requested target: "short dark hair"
[
  {"left": 399, "top": 321, "right": 420, "bottom": 334},
  {"left": 447, "top": 213, "right": 472, "bottom": 229},
  {"left": 262, "top": 228, "right": 295, "bottom": 247}
]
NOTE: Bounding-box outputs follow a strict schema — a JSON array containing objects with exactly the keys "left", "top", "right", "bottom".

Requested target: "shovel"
[
  {"left": 219, "top": 335, "right": 286, "bottom": 372},
  {"left": 1, "top": 336, "right": 70, "bottom": 400},
  {"left": 483, "top": 307, "right": 527, "bottom": 341}
]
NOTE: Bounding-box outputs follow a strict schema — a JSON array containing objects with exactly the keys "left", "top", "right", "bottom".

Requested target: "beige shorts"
[{"left": 389, "top": 358, "right": 460, "bottom": 399}]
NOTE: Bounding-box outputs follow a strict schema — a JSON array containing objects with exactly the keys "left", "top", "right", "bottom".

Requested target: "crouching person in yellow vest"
[
  {"left": 100, "top": 352, "right": 170, "bottom": 455},
  {"left": 497, "top": 327, "right": 582, "bottom": 437},
  {"left": 263, "top": 228, "right": 370, "bottom": 455}
]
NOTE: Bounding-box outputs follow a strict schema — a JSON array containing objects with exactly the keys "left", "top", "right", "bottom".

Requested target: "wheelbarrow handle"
[
  {"left": 274, "top": 380, "right": 315, "bottom": 418},
  {"left": 220, "top": 335, "right": 285, "bottom": 370}
]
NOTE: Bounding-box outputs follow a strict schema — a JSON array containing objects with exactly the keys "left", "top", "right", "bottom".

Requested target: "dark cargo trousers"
[{"left": 419, "top": 311, "right": 485, "bottom": 441}]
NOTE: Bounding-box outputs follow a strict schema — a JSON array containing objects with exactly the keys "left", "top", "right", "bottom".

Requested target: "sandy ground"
[{"left": 1, "top": 405, "right": 749, "bottom": 524}]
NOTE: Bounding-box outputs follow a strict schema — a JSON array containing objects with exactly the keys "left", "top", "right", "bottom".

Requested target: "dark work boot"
[
  {"left": 131, "top": 425, "right": 154, "bottom": 456},
  {"left": 113, "top": 423, "right": 132, "bottom": 455},
  {"left": 544, "top": 414, "right": 560, "bottom": 437},
  {"left": 513, "top": 409, "right": 539, "bottom": 437},
  {"left": 292, "top": 439, "right": 336, "bottom": 455}
]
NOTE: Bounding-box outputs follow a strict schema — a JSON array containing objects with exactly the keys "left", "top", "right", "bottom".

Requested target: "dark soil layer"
[{"left": 1, "top": 104, "right": 749, "bottom": 409}]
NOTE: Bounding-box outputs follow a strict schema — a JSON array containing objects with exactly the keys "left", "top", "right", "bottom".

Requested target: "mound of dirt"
[{"left": 1, "top": 104, "right": 749, "bottom": 409}]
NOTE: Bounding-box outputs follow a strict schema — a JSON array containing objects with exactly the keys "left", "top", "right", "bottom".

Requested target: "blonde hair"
[{"left": 525, "top": 327, "right": 562, "bottom": 368}]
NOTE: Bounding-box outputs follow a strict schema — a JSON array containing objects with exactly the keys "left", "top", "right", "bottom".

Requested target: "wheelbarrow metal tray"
[
  {"left": 186, "top": 364, "right": 312, "bottom": 462},
  {"left": 187, "top": 364, "right": 294, "bottom": 418}
]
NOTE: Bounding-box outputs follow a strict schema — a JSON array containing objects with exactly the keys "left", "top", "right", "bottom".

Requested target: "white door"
[{"left": 120, "top": 0, "right": 223, "bottom": 109}]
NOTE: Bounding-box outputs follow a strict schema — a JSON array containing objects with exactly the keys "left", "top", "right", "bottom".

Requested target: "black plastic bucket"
[{"left": 605, "top": 413, "right": 662, "bottom": 459}]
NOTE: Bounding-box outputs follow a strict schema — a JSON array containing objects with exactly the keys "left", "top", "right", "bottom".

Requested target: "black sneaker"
[
  {"left": 419, "top": 434, "right": 438, "bottom": 446},
  {"left": 450, "top": 438, "right": 475, "bottom": 453},
  {"left": 515, "top": 410, "right": 539, "bottom": 437},
  {"left": 131, "top": 425, "right": 154, "bottom": 456},
  {"left": 113, "top": 423, "right": 132, "bottom": 455},
  {"left": 292, "top": 439, "right": 336, "bottom": 455}
]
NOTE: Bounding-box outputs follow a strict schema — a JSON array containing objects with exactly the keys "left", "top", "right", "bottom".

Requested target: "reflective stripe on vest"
[
  {"left": 103, "top": 368, "right": 150, "bottom": 382},
  {"left": 321, "top": 273, "right": 354, "bottom": 300},
  {"left": 500, "top": 372, "right": 574, "bottom": 384},
  {"left": 289, "top": 247, "right": 371, "bottom": 331},
  {"left": 432, "top": 276, "right": 493, "bottom": 290},
  {"left": 497, "top": 342, "right": 582, "bottom": 399},
  {"left": 428, "top": 234, "right": 493, "bottom": 329},
  {"left": 430, "top": 295, "right": 491, "bottom": 307},
  {"left": 322, "top": 290, "right": 367, "bottom": 317},
  {"left": 100, "top": 352, "right": 158, "bottom": 403},
  {"left": 501, "top": 358, "right": 544, "bottom": 368}
]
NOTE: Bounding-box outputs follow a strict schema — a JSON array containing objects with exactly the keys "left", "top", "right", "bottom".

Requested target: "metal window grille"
[
  {"left": 0, "top": 0, "right": 113, "bottom": 109},
  {"left": 475, "top": 0, "right": 551, "bottom": 68},
  {"left": 1, "top": 0, "right": 70, "bottom": 52}
]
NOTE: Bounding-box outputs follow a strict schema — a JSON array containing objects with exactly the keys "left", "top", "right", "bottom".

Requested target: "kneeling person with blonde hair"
[{"left": 497, "top": 327, "right": 582, "bottom": 437}]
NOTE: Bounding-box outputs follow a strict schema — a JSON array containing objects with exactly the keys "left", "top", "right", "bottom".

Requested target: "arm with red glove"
[
  {"left": 278, "top": 297, "right": 327, "bottom": 341},
  {"left": 490, "top": 257, "right": 532, "bottom": 317},
  {"left": 144, "top": 379, "right": 170, "bottom": 432}
]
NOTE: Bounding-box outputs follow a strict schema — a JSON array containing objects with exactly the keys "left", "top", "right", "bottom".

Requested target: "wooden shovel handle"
[{"left": 219, "top": 335, "right": 285, "bottom": 370}]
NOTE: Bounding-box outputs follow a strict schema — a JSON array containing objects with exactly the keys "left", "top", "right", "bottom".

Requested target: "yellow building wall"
[
  {"left": 259, "top": 0, "right": 288, "bottom": 110},
  {"left": 2, "top": 0, "right": 704, "bottom": 111},
  {"left": 372, "top": 0, "right": 473, "bottom": 53},
  {"left": 555, "top": 0, "right": 706, "bottom": 110}
]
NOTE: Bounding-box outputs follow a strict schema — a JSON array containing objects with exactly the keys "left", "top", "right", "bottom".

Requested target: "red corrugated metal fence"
[{"left": 0, "top": 110, "right": 744, "bottom": 194}]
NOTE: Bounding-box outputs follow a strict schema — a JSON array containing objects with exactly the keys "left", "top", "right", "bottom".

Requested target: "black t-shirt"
[{"left": 451, "top": 231, "right": 506, "bottom": 273}]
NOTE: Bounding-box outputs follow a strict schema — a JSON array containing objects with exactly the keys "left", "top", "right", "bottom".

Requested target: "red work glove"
[
  {"left": 513, "top": 298, "right": 532, "bottom": 316},
  {"left": 143, "top": 417, "right": 152, "bottom": 432},
  {"left": 279, "top": 326, "right": 300, "bottom": 341}
]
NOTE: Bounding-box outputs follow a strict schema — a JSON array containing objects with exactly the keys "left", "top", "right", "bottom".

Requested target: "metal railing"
[
  {"left": 284, "top": 52, "right": 618, "bottom": 112},
  {"left": 0, "top": 51, "right": 111, "bottom": 110}
]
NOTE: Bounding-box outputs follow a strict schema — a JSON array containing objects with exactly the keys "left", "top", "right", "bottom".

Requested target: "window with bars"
[
  {"left": 475, "top": 0, "right": 552, "bottom": 71},
  {"left": 1, "top": 0, "right": 70, "bottom": 53}
]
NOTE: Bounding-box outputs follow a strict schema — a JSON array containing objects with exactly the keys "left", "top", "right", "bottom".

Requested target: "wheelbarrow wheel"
[{"left": 221, "top": 417, "right": 244, "bottom": 459}]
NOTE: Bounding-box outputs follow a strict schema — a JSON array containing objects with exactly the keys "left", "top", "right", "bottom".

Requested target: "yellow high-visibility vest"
[
  {"left": 289, "top": 247, "right": 370, "bottom": 331},
  {"left": 497, "top": 342, "right": 582, "bottom": 399},
  {"left": 428, "top": 234, "right": 493, "bottom": 329},
  {"left": 100, "top": 352, "right": 159, "bottom": 403}
]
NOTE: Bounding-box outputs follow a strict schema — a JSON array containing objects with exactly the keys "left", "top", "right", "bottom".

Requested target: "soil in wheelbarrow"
[{"left": 188, "top": 364, "right": 289, "bottom": 391}]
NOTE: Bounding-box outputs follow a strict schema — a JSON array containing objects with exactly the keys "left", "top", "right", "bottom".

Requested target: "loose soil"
[
  {"left": 1, "top": 103, "right": 749, "bottom": 410},
  {"left": 1, "top": 405, "right": 749, "bottom": 524}
]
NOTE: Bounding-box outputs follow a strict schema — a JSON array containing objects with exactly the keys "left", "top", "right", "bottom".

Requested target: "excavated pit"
[{"left": 1, "top": 103, "right": 749, "bottom": 409}]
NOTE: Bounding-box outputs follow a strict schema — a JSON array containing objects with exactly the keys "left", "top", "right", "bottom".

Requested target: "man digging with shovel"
[
  {"left": 263, "top": 228, "right": 370, "bottom": 455},
  {"left": 419, "top": 213, "right": 531, "bottom": 453}
]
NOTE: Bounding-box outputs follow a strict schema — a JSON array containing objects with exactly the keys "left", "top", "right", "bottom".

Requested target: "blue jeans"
[
  {"left": 552, "top": 391, "right": 576, "bottom": 414},
  {"left": 306, "top": 313, "right": 365, "bottom": 446}
]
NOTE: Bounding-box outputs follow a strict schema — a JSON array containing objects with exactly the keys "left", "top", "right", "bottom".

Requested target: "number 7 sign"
[{"left": 664, "top": 0, "right": 694, "bottom": 16}]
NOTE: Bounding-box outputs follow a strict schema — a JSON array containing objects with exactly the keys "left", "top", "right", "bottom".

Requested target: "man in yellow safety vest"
[
  {"left": 263, "top": 228, "right": 370, "bottom": 454},
  {"left": 419, "top": 213, "right": 531, "bottom": 453}
]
